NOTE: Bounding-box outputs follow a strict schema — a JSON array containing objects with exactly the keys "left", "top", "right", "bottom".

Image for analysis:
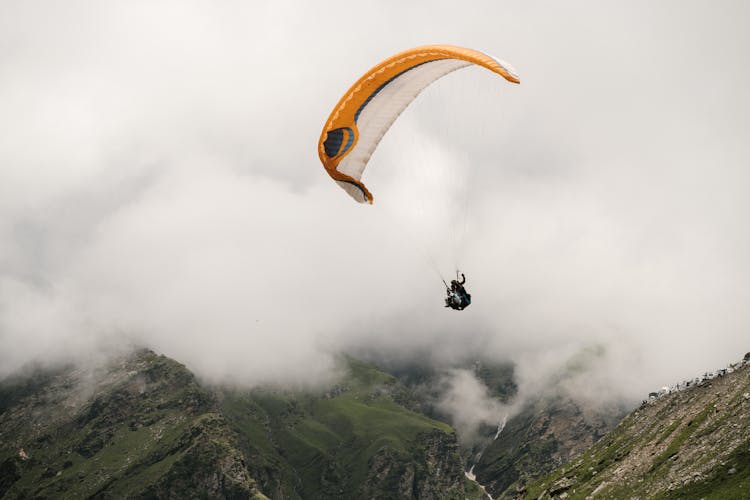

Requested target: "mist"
[{"left": 2, "top": 1, "right": 750, "bottom": 408}]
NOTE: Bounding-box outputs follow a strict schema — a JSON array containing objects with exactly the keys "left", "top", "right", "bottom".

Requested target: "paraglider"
[
  {"left": 317, "top": 44, "right": 520, "bottom": 204},
  {"left": 318, "top": 45, "right": 519, "bottom": 309},
  {"left": 444, "top": 272, "right": 471, "bottom": 311}
]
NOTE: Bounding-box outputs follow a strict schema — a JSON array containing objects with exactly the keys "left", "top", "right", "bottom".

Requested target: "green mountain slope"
[
  {"left": 0, "top": 351, "right": 479, "bottom": 499},
  {"left": 220, "top": 357, "right": 469, "bottom": 499},
  {"left": 525, "top": 357, "right": 750, "bottom": 499}
]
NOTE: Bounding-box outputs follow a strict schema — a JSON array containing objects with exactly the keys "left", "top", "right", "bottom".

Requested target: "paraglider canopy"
[{"left": 318, "top": 44, "right": 520, "bottom": 204}]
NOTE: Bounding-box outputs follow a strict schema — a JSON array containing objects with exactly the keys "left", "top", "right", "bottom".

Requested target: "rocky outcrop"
[
  {"left": 359, "top": 429, "right": 465, "bottom": 499},
  {"left": 412, "top": 429, "right": 466, "bottom": 498}
]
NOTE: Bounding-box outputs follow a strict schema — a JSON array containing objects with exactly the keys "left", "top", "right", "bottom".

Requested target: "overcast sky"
[{"left": 2, "top": 1, "right": 749, "bottom": 406}]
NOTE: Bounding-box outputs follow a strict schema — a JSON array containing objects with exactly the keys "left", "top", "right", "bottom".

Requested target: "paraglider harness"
[{"left": 444, "top": 272, "right": 471, "bottom": 311}]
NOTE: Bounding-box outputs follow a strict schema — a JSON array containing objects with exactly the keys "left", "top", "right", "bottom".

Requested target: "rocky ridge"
[{"left": 0, "top": 351, "right": 266, "bottom": 499}]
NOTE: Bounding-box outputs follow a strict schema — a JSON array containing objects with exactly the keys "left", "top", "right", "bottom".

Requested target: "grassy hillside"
[
  {"left": 524, "top": 359, "right": 750, "bottom": 499},
  {"left": 220, "top": 357, "right": 469, "bottom": 499}
]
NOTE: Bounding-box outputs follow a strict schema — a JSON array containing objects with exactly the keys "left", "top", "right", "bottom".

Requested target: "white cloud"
[
  {"left": 436, "top": 368, "right": 509, "bottom": 442},
  {"left": 1, "top": 1, "right": 749, "bottom": 401}
]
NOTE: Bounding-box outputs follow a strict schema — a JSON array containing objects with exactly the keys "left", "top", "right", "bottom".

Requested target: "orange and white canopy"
[{"left": 318, "top": 45, "right": 520, "bottom": 204}]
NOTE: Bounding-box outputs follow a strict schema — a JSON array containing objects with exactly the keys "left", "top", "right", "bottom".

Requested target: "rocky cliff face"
[
  {"left": 358, "top": 429, "right": 465, "bottom": 499},
  {"left": 473, "top": 392, "right": 626, "bottom": 499},
  {"left": 525, "top": 356, "right": 750, "bottom": 499}
]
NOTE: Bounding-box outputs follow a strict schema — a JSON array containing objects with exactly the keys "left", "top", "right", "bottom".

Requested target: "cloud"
[
  {"left": 435, "top": 368, "right": 509, "bottom": 442},
  {"left": 1, "top": 0, "right": 750, "bottom": 406}
]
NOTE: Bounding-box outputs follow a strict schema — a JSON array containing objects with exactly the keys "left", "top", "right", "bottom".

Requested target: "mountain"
[
  {"left": 524, "top": 354, "right": 750, "bottom": 499},
  {"left": 0, "top": 350, "right": 477, "bottom": 499},
  {"left": 14, "top": 345, "right": 740, "bottom": 499}
]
